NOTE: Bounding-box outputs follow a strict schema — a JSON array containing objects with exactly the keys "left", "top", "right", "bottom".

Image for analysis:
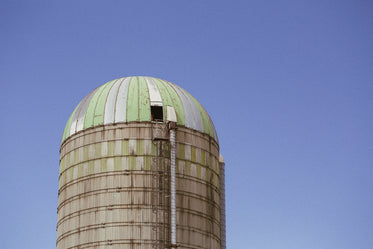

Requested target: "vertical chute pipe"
[{"left": 170, "top": 128, "right": 177, "bottom": 248}]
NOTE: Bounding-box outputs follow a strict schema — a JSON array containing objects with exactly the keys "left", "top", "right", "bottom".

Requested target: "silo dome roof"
[{"left": 61, "top": 76, "right": 218, "bottom": 144}]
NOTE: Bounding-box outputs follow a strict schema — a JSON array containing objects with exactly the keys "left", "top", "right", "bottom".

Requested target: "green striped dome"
[{"left": 62, "top": 76, "right": 218, "bottom": 144}]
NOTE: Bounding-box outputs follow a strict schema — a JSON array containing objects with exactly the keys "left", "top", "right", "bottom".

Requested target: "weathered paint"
[
  {"left": 58, "top": 77, "right": 224, "bottom": 248},
  {"left": 83, "top": 82, "right": 110, "bottom": 129},
  {"left": 114, "top": 77, "right": 131, "bottom": 123},
  {"left": 138, "top": 77, "right": 151, "bottom": 121},
  {"left": 187, "top": 91, "right": 215, "bottom": 138},
  {"left": 93, "top": 80, "right": 117, "bottom": 126},
  {"left": 153, "top": 78, "right": 186, "bottom": 126},
  {"left": 145, "top": 77, "right": 162, "bottom": 106},
  {"left": 61, "top": 76, "right": 217, "bottom": 144},
  {"left": 168, "top": 82, "right": 203, "bottom": 132},
  {"left": 126, "top": 77, "right": 139, "bottom": 121},
  {"left": 58, "top": 123, "right": 221, "bottom": 249},
  {"left": 104, "top": 78, "right": 123, "bottom": 124},
  {"left": 61, "top": 101, "right": 80, "bottom": 142}
]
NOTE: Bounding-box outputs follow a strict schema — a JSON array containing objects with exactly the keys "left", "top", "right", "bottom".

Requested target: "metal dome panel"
[{"left": 61, "top": 76, "right": 218, "bottom": 144}]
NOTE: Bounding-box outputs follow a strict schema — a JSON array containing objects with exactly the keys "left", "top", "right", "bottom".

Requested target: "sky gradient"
[{"left": 1, "top": 1, "right": 372, "bottom": 248}]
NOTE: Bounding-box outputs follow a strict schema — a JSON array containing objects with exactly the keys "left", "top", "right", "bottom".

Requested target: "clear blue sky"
[{"left": 1, "top": 1, "right": 372, "bottom": 248}]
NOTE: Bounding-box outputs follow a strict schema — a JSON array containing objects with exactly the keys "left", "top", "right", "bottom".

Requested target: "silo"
[{"left": 57, "top": 76, "right": 225, "bottom": 249}]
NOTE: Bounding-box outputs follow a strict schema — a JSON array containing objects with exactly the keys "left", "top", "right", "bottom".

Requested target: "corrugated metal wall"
[{"left": 57, "top": 122, "right": 221, "bottom": 249}]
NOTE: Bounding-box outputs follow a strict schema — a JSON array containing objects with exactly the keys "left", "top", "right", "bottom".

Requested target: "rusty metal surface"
[
  {"left": 151, "top": 122, "right": 169, "bottom": 140},
  {"left": 58, "top": 123, "right": 222, "bottom": 249}
]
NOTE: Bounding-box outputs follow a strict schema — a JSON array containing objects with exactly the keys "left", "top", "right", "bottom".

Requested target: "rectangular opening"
[{"left": 151, "top": 106, "right": 163, "bottom": 122}]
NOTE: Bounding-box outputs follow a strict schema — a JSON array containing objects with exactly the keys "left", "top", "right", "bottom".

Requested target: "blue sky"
[{"left": 1, "top": 1, "right": 372, "bottom": 248}]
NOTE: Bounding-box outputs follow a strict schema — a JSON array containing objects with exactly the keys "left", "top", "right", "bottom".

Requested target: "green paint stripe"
[
  {"left": 178, "top": 144, "right": 185, "bottom": 159},
  {"left": 204, "top": 110, "right": 218, "bottom": 142},
  {"left": 129, "top": 156, "right": 136, "bottom": 170},
  {"left": 127, "top": 77, "right": 139, "bottom": 121},
  {"left": 153, "top": 78, "right": 185, "bottom": 126},
  {"left": 78, "top": 163, "right": 83, "bottom": 178},
  {"left": 88, "top": 161, "right": 94, "bottom": 174},
  {"left": 196, "top": 164, "right": 201, "bottom": 179},
  {"left": 144, "top": 157, "right": 151, "bottom": 171},
  {"left": 84, "top": 81, "right": 113, "bottom": 129},
  {"left": 201, "top": 150, "right": 206, "bottom": 165},
  {"left": 138, "top": 77, "right": 151, "bottom": 121},
  {"left": 93, "top": 80, "right": 117, "bottom": 126},
  {"left": 114, "top": 157, "right": 121, "bottom": 171},
  {"left": 74, "top": 150, "right": 79, "bottom": 164},
  {"left": 191, "top": 147, "right": 196, "bottom": 162},
  {"left": 61, "top": 76, "right": 218, "bottom": 145},
  {"left": 185, "top": 161, "right": 191, "bottom": 175},
  {"left": 108, "top": 141, "right": 114, "bottom": 156},
  {"left": 165, "top": 142, "right": 171, "bottom": 157},
  {"left": 83, "top": 147, "right": 88, "bottom": 161},
  {"left": 101, "top": 158, "right": 107, "bottom": 172},
  {"left": 60, "top": 157, "right": 65, "bottom": 173},
  {"left": 136, "top": 140, "right": 144, "bottom": 155},
  {"left": 61, "top": 101, "right": 81, "bottom": 143}
]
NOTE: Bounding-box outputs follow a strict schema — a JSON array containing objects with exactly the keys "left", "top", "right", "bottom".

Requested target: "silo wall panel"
[
  {"left": 174, "top": 127, "right": 221, "bottom": 249},
  {"left": 58, "top": 123, "right": 221, "bottom": 249}
]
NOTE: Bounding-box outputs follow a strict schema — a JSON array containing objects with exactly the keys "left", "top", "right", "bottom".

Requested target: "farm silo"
[{"left": 57, "top": 76, "right": 225, "bottom": 249}]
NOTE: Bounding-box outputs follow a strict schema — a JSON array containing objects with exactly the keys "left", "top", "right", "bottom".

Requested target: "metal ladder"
[{"left": 151, "top": 139, "right": 170, "bottom": 249}]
